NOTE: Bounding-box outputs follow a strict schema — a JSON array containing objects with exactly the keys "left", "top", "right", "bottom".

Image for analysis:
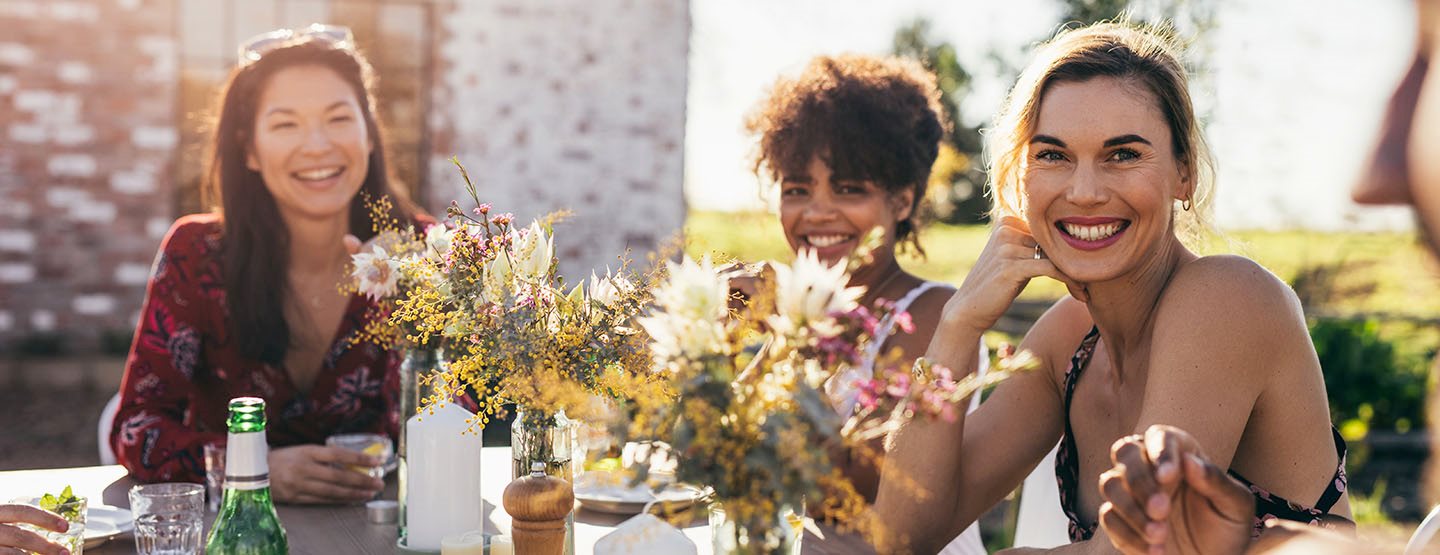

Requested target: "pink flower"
[
  {"left": 476, "top": 203, "right": 492, "bottom": 215},
  {"left": 491, "top": 213, "right": 514, "bottom": 226},
  {"left": 856, "top": 383, "right": 880, "bottom": 412},
  {"left": 886, "top": 373, "right": 911, "bottom": 398},
  {"left": 892, "top": 311, "right": 915, "bottom": 334}
]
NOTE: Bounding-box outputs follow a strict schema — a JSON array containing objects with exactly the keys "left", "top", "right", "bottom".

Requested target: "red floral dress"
[{"left": 111, "top": 213, "right": 401, "bottom": 483}]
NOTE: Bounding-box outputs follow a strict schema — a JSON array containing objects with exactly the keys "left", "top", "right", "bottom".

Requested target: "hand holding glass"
[
  {"left": 10, "top": 496, "right": 85, "bottom": 555},
  {"left": 326, "top": 433, "right": 392, "bottom": 479}
]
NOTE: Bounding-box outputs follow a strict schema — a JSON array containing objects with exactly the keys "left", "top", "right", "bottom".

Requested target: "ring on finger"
[{"left": 1033, "top": 244, "right": 1043, "bottom": 260}]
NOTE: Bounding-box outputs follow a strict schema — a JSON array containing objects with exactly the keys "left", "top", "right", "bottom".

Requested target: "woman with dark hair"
[
  {"left": 742, "top": 54, "right": 989, "bottom": 554},
  {"left": 874, "top": 21, "right": 1350, "bottom": 553},
  {"left": 110, "top": 26, "right": 425, "bottom": 504}
]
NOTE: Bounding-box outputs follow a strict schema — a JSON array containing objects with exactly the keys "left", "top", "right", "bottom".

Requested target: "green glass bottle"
[{"left": 205, "top": 397, "right": 289, "bottom": 555}]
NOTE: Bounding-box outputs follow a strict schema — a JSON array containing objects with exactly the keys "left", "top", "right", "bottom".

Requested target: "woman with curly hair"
[{"left": 743, "top": 53, "right": 988, "bottom": 554}]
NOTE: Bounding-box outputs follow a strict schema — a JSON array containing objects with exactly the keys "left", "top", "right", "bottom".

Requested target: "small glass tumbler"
[
  {"left": 16, "top": 495, "right": 86, "bottom": 555},
  {"left": 203, "top": 443, "right": 225, "bottom": 512},
  {"left": 129, "top": 483, "right": 204, "bottom": 555},
  {"left": 326, "top": 432, "right": 393, "bottom": 480}
]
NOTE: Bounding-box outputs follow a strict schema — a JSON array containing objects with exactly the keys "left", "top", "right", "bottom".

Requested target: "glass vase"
[
  {"left": 397, "top": 348, "right": 442, "bottom": 545},
  {"left": 511, "top": 408, "right": 577, "bottom": 555},
  {"left": 709, "top": 502, "right": 804, "bottom": 555},
  {"left": 510, "top": 408, "right": 577, "bottom": 482}
]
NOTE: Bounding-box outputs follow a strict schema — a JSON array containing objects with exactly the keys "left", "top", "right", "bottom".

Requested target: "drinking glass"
[
  {"left": 15, "top": 495, "right": 86, "bottom": 555},
  {"left": 203, "top": 443, "right": 225, "bottom": 512},
  {"left": 129, "top": 483, "right": 204, "bottom": 555},
  {"left": 326, "top": 433, "right": 393, "bottom": 480}
]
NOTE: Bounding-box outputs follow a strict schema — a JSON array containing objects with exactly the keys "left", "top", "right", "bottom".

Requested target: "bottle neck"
[{"left": 224, "top": 430, "right": 270, "bottom": 490}]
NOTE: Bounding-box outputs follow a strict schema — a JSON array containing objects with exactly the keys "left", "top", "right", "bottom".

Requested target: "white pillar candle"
[
  {"left": 406, "top": 403, "right": 484, "bottom": 551},
  {"left": 440, "top": 530, "right": 487, "bottom": 555}
]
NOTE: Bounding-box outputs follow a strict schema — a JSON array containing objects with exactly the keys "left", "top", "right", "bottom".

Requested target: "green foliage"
[
  {"left": 1059, "top": 0, "right": 1132, "bottom": 25},
  {"left": 38, "top": 486, "right": 82, "bottom": 521},
  {"left": 1310, "top": 318, "right": 1432, "bottom": 438},
  {"left": 891, "top": 18, "right": 988, "bottom": 225}
]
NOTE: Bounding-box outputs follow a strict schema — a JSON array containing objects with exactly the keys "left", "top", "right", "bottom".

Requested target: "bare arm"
[{"left": 875, "top": 217, "right": 1091, "bottom": 553}]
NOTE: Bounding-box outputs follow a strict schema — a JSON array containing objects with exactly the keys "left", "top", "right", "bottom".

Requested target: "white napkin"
[{"left": 593, "top": 513, "right": 696, "bottom": 555}]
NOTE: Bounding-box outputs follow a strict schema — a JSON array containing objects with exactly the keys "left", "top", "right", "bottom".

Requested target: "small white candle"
[
  {"left": 440, "top": 530, "right": 486, "bottom": 555},
  {"left": 406, "top": 403, "right": 484, "bottom": 551},
  {"left": 488, "top": 535, "right": 513, "bottom": 555}
]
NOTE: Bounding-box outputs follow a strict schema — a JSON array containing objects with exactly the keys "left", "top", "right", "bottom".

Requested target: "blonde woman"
[{"left": 875, "top": 22, "right": 1350, "bottom": 553}]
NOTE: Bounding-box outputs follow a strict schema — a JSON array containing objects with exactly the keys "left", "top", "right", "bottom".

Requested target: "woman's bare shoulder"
[
  {"left": 1151, "top": 255, "right": 1311, "bottom": 382},
  {"left": 1162, "top": 255, "right": 1304, "bottom": 325}
]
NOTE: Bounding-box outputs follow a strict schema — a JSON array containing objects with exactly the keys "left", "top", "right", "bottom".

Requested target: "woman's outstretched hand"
[
  {"left": 942, "top": 217, "right": 1089, "bottom": 334},
  {"left": 1099, "top": 425, "right": 1254, "bottom": 555}
]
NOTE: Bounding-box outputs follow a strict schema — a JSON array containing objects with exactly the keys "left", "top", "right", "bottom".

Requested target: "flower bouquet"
[
  {"left": 623, "top": 243, "right": 1034, "bottom": 554},
  {"left": 351, "top": 158, "right": 660, "bottom": 455}
]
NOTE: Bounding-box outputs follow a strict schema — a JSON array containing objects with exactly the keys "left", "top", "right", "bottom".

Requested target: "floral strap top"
[{"left": 1055, "top": 326, "right": 1354, "bottom": 541}]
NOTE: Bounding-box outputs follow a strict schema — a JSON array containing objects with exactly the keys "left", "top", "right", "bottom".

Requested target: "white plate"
[
  {"left": 84, "top": 505, "right": 133, "bottom": 549},
  {"left": 573, "top": 473, "right": 704, "bottom": 515}
]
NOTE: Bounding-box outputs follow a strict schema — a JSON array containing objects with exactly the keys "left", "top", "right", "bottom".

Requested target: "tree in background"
[
  {"left": 892, "top": 18, "right": 990, "bottom": 224},
  {"left": 1059, "top": 0, "right": 1131, "bottom": 25}
]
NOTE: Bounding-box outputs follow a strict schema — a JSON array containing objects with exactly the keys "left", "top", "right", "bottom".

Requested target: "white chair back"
[
  {"left": 97, "top": 391, "right": 121, "bottom": 465},
  {"left": 1013, "top": 443, "right": 1070, "bottom": 548},
  {"left": 1406, "top": 504, "right": 1440, "bottom": 555}
]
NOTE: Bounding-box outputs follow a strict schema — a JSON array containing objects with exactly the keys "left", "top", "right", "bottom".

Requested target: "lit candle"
[
  {"left": 440, "top": 530, "right": 486, "bottom": 555},
  {"left": 406, "top": 403, "right": 484, "bottom": 551},
  {"left": 489, "top": 535, "right": 513, "bottom": 555}
]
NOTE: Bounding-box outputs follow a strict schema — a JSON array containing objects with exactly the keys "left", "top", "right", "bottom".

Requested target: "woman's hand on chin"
[
  {"left": 269, "top": 445, "right": 385, "bottom": 505},
  {"left": 943, "top": 217, "right": 1088, "bottom": 334}
]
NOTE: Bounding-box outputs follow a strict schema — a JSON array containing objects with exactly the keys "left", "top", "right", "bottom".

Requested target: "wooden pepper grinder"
[{"left": 502, "top": 462, "right": 574, "bottom": 555}]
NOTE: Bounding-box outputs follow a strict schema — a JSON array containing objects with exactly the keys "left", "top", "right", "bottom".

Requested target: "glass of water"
[{"left": 129, "top": 483, "right": 204, "bottom": 555}]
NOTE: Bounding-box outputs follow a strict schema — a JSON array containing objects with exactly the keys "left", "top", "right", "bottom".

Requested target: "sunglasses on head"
[{"left": 238, "top": 23, "right": 354, "bottom": 65}]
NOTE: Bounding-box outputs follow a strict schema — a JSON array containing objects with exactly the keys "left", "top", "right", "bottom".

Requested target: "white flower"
[
  {"left": 637, "top": 312, "right": 728, "bottom": 367},
  {"left": 424, "top": 224, "right": 454, "bottom": 261},
  {"left": 509, "top": 221, "right": 554, "bottom": 282},
  {"left": 587, "top": 270, "right": 634, "bottom": 308},
  {"left": 638, "top": 256, "right": 732, "bottom": 365},
  {"left": 481, "top": 249, "right": 512, "bottom": 305},
  {"left": 767, "top": 249, "right": 863, "bottom": 334},
  {"left": 351, "top": 245, "right": 402, "bottom": 301},
  {"left": 653, "top": 256, "right": 730, "bottom": 323}
]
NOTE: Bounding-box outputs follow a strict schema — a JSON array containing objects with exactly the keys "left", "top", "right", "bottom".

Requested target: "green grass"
[{"left": 684, "top": 211, "right": 1440, "bottom": 319}]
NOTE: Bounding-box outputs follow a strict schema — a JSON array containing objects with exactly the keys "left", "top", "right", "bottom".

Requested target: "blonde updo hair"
[{"left": 986, "top": 21, "right": 1215, "bottom": 241}]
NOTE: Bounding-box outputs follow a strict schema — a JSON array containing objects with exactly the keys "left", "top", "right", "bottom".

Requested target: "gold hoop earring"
[{"left": 1181, "top": 199, "right": 1193, "bottom": 212}]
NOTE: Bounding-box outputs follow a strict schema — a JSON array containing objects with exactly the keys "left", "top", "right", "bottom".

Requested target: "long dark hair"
[{"left": 201, "top": 37, "right": 417, "bottom": 366}]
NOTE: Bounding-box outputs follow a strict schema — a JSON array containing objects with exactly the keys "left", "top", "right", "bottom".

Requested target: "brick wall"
[
  {"left": 0, "top": 0, "right": 690, "bottom": 352},
  {"left": 428, "top": 0, "right": 690, "bottom": 280},
  {"left": 0, "top": 0, "right": 179, "bottom": 352}
]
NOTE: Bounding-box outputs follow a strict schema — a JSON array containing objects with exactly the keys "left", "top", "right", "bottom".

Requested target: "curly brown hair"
[{"left": 745, "top": 54, "right": 948, "bottom": 254}]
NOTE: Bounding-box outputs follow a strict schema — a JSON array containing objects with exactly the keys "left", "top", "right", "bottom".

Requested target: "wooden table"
[{"left": 0, "top": 447, "right": 873, "bottom": 554}]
